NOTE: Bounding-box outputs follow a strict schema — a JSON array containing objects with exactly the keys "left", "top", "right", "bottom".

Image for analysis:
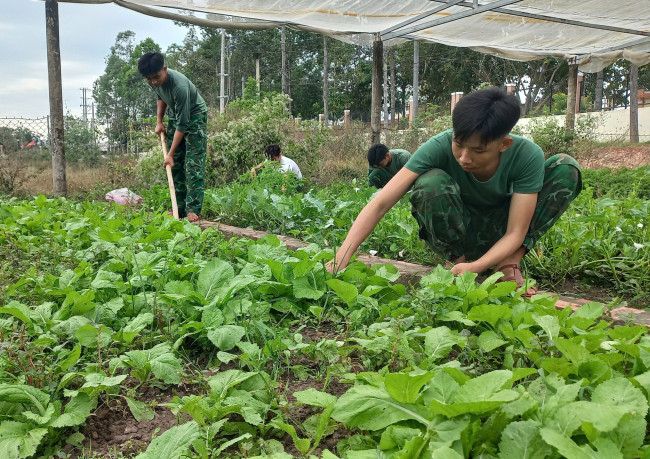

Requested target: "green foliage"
[
  {"left": 0, "top": 188, "right": 649, "bottom": 457},
  {"left": 582, "top": 166, "right": 650, "bottom": 200},
  {"left": 64, "top": 115, "right": 102, "bottom": 165}
]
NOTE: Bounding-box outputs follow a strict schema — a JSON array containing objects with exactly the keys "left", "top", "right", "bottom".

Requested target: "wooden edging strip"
[{"left": 198, "top": 220, "right": 650, "bottom": 327}]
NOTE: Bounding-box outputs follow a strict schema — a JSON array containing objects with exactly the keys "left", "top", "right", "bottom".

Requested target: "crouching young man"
[
  {"left": 138, "top": 51, "right": 208, "bottom": 222},
  {"left": 330, "top": 87, "right": 581, "bottom": 295}
]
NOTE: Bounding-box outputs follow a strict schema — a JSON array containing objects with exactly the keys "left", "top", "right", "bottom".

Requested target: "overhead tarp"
[{"left": 59, "top": 0, "right": 650, "bottom": 71}]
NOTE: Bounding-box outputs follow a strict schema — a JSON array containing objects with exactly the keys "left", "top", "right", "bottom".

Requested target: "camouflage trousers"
[
  {"left": 166, "top": 113, "right": 208, "bottom": 217},
  {"left": 409, "top": 154, "right": 582, "bottom": 261}
]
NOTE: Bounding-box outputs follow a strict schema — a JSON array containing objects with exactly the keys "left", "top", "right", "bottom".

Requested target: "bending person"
[
  {"left": 138, "top": 51, "right": 207, "bottom": 223},
  {"left": 331, "top": 87, "right": 581, "bottom": 295},
  {"left": 251, "top": 144, "right": 302, "bottom": 179},
  {"left": 367, "top": 144, "right": 411, "bottom": 189}
]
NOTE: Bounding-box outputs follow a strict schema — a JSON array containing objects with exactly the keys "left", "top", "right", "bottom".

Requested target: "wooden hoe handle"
[{"left": 159, "top": 132, "right": 180, "bottom": 220}]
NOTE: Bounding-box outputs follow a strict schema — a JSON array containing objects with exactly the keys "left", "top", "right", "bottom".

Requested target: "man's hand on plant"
[{"left": 450, "top": 262, "right": 478, "bottom": 275}]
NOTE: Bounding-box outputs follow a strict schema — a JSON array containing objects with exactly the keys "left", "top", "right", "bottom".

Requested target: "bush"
[
  {"left": 519, "top": 115, "right": 600, "bottom": 158},
  {"left": 0, "top": 158, "right": 41, "bottom": 196},
  {"left": 64, "top": 115, "right": 102, "bottom": 165},
  {"left": 582, "top": 166, "right": 650, "bottom": 199},
  {"left": 207, "top": 92, "right": 291, "bottom": 186}
]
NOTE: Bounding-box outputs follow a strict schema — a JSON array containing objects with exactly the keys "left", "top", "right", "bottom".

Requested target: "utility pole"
[
  {"left": 46, "top": 0, "right": 66, "bottom": 196},
  {"left": 80, "top": 87, "right": 90, "bottom": 123}
]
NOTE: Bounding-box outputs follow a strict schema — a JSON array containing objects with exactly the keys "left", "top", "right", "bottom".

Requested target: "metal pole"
[
  {"left": 220, "top": 29, "right": 226, "bottom": 114},
  {"left": 46, "top": 0, "right": 66, "bottom": 196},
  {"left": 323, "top": 35, "right": 329, "bottom": 128},
  {"left": 371, "top": 33, "right": 383, "bottom": 145}
]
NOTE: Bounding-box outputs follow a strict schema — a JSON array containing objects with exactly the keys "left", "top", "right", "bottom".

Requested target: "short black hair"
[
  {"left": 138, "top": 51, "right": 165, "bottom": 77},
  {"left": 452, "top": 87, "right": 521, "bottom": 146},
  {"left": 367, "top": 143, "right": 389, "bottom": 166},
  {"left": 265, "top": 144, "right": 281, "bottom": 159}
]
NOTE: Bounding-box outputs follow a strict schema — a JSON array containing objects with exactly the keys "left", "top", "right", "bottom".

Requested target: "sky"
[{"left": 0, "top": 0, "right": 189, "bottom": 118}]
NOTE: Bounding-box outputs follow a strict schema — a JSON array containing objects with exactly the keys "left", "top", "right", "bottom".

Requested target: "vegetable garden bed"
[{"left": 1, "top": 196, "right": 650, "bottom": 458}]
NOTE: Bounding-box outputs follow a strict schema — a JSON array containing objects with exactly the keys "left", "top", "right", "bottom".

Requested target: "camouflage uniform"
[
  {"left": 409, "top": 153, "right": 582, "bottom": 261},
  {"left": 166, "top": 113, "right": 208, "bottom": 218}
]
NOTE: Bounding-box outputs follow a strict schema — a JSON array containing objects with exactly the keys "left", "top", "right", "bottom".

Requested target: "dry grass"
[{"left": 16, "top": 160, "right": 137, "bottom": 199}]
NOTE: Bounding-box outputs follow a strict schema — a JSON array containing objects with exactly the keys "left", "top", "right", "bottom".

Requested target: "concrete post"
[
  {"left": 505, "top": 83, "right": 516, "bottom": 95},
  {"left": 344, "top": 110, "right": 351, "bottom": 129},
  {"left": 451, "top": 92, "right": 464, "bottom": 115},
  {"left": 318, "top": 114, "right": 324, "bottom": 128},
  {"left": 409, "top": 99, "right": 414, "bottom": 128}
]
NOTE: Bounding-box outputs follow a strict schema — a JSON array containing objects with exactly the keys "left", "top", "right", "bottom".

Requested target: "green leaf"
[
  {"left": 270, "top": 421, "right": 310, "bottom": 455},
  {"left": 0, "top": 421, "right": 48, "bottom": 459},
  {"left": 327, "top": 279, "right": 358, "bottom": 306},
  {"left": 136, "top": 421, "right": 200, "bottom": 459},
  {"left": 125, "top": 396, "right": 155, "bottom": 422},
  {"left": 570, "top": 302, "right": 604, "bottom": 321},
  {"left": 294, "top": 388, "right": 338, "bottom": 407},
  {"left": 533, "top": 314, "right": 560, "bottom": 340},
  {"left": 477, "top": 331, "right": 508, "bottom": 352},
  {"left": 424, "top": 326, "right": 464, "bottom": 361},
  {"left": 421, "top": 371, "right": 459, "bottom": 406},
  {"left": 0, "top": 302, "right": 33, "bottom": 326},
  {"left": 488, "top": 281, "right": 518, "bottom": 298},
  {"left": 540, "top": 428, "right": 592, "bottom": 459},
  {"left": 90, "top": 270, "right": 122, "bottom": 289},
  {"left": 601, "top": 414, "right": 646, "bottom": 458},
  {"left": 75, "top": 324, "right": 113, "bottom": 348},
  {"left": 592, "top": 378, "right": 648, "bottom": 417},
  {"left": 207, "top": 325, "right": 246, "bottom": 351},
  {"left": 467, "top": 304, "right": 512, "bottom": 327},
  {"left": 208, "top": 370, "right": 257, "bottom": 397},
  {"left": 0, "top": 384, "right": 50, "bottom": 416},
  {"left": 498, "top": 420, "right": 551, "bottom": 459},
  {"left": 293, "top": 276, "right": 325, "bottom": 300},
  {"left": 148, "top": 343, "right": 183, "bottom": 384},
  {"left": 120, "top": 313, "right": 154, "bottom": 344},
  {"left": 50, "top": 393, "right": 95, "bottom": 427},
  {"left": 332, "top": 385, "right": 431, "bottom": 431},
  {"left": 197, "top": 260, "right": 235, "bottom": 302},
  {"left": 82, "top": 373, "right": 127, "bottom": 390},
  {"left": 384, "top": 372, "right": 436, "bottom": 404},
  {"left": 57, "top": 345, "right": 81, "bottom": 372}
]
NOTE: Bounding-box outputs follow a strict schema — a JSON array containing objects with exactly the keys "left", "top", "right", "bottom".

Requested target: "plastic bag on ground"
[{"left": 105, "top": 188, "right": 143, "bottom": 206}]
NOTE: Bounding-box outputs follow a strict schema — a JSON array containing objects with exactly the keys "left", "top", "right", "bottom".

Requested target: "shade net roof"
[{"left": 62, "top": 0, "right": 650, "bottom": 72}]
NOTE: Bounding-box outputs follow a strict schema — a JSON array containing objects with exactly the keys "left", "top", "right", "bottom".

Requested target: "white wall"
[{"left": 517, "top": 106, "right": 650, "bottom": 142}]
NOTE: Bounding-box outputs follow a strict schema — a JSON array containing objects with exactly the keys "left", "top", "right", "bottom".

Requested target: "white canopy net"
[{"left": 61, "top": 0, "right": 650, "bottom": 72}]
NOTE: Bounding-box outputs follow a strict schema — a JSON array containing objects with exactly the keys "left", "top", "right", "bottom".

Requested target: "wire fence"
[{"left": 0, "top": 116, "right": 50, "bottom": 149}]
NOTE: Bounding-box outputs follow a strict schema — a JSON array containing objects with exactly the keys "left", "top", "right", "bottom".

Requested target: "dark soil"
[{"left": 72, "top": 382, "right": 197, "bottom": 458}]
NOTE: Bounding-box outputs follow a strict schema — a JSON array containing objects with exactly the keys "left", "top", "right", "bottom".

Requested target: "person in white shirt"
[{"left": 250, "top": 144, "right": 302, "bottom": 179}]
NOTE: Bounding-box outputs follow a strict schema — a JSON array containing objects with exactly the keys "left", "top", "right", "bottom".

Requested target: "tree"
[{"left": 93, "top": 31, "right": 160, "bottom": 150}]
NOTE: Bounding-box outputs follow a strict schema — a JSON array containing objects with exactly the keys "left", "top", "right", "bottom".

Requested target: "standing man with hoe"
[
  {"left": 330, "top": 87, "right": 582, "bottom": 296},
  {"left": 138, "top": 51, "right": 208, "bottom": 222}
]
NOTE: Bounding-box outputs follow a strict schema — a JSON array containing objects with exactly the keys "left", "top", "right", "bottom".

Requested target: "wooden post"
[
  {"left": 565, "top": 60, "right": 578, "bottom": 132},
  {"left": 371, "top": 33, "right": 383, "bottom": 145},
  {"left": 281, "top": 26, "right": 288, "bottom": 96},
  {"left": 323, "top": 35, "right": 329, "bottom": 128},
  {"left": 412, "top": 41, "right": 420, "bottom": 122},
  {"left": 46, "top": 0, "right": 66, "bottom": 196},
  {"left": 575, "top": 72, "right": 583, "bottom": 114},
  {"left": 630, "top": 63, "right": 639, "bottom": 143},
  {"left": 595, "top": 70, "right": 603, "bottom": 111}
]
